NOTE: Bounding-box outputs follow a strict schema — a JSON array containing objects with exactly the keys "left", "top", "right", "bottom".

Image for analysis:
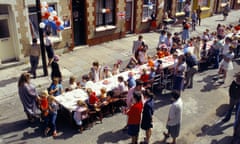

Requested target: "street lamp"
[{"left": 36, "top": 0, "right": 48, "bottom": 76}]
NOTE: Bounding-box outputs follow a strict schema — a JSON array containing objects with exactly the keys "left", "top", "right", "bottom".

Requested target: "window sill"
[
  {"left": 32, "top": 36, "right": 62, "bottom": 45},
  {"left": 95, "top": 25, "right": 116, "bottom": 32},
  {"left": 141, "top": 19, "right": 150, "bottom": 23},
  {"left": 201, "top": 7, "right": 210, "bottom": 11},
  {"left": 49, "top": 36, "right": 62, "bottom": 43},
  {"left": 221, "top": 3, "right": 228, "bottom": 7},
  {"left": 175, "top": 12, "right": 185, "bottom": 17}
]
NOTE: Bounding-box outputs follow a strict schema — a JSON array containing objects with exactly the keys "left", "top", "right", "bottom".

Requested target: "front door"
[
  {"left": 125, "top": 1, "right": 133, "bottom": 33},
  {"left": 72, "top": 0, "right": 86, "bottom": 46},
  {"left": 0, "top": 15, "right": 15, "bottom": 62}
]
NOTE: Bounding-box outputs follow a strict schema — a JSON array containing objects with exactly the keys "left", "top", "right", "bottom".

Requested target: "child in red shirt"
[{"left": 127, "top": 91, "right": 143, "bottom": 144}]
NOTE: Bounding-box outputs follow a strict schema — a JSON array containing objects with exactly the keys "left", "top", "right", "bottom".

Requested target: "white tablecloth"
[{"left": 55, "top": 55, "right": 174, "bottom": 112}]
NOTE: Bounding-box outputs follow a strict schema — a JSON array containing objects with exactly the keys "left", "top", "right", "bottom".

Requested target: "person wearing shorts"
[{"left": 163, "top": 91, "right": 183, "bottom": 144}]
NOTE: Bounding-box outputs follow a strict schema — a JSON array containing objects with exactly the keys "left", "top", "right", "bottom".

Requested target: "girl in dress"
[
  {"left": 73, "top": 100, "right": 89, "bottom": 133},
  {"left": 218, "top": 46, "right": 235, "bottom": 83}
]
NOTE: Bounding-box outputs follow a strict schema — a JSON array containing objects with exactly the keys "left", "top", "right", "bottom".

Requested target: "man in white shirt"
[{"left": 163, "top": 91, "right": 183, "bottom": 144}]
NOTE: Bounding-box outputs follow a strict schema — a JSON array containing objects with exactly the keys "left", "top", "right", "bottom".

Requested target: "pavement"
[{"left": 0, "top": 10, "right": 240, "bottom": 144}]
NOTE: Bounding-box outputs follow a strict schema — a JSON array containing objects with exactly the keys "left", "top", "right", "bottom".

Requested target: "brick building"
[
  {"left": 71, "top": 0, "right": 165, "bottom": 46},
  {"left": 0, "top": 0, "right": 72, "bottom": 64}
]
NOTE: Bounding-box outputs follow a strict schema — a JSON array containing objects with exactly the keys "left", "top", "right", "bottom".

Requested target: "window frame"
[
  {"left": 176, "top": 0, "right": 186, "bottom": 13},
  {"left": 199, "top": 0, "right": 209, "bottom": 7},
  {"left": 142, "top": 0, "right": 157, "bottom": 22},
  {"left": 95, "top": 0, "right": 116, "bottom": 27}
]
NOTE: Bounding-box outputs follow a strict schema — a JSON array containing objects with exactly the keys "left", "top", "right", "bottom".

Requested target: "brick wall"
[
  {"left": 86, "top": 0, "right": 125, "bottom": 46},
  {"left": 14, "top": 1, "right": 29, "bottom": 56}
]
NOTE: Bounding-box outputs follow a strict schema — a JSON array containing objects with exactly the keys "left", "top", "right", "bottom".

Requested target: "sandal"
[
  {"left": 52, "top": 131, "right": 57, "bottom": 137},
  {"left": 44, "top": 128, "right": 50, "bottom": 136},
  {"left": 163, "top": 132, "right": 170, "bottom": 138}
]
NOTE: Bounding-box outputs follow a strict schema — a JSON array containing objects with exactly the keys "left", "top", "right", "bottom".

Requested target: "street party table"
[{"left": 55, "top": 55, "right": 174, "bottom": 112}]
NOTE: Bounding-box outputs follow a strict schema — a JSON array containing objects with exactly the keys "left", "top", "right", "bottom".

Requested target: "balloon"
[
  {"left": 43, "top": 19, "right": 49, "bottom": 25},
  {"left": 39, "top": 22, "right": 46, "bottom": 29},
  {"left": 48, "top": 7, "right": 54, "bottom": 12},
  {"left": 50, "top": 21, "right": 57, "bottom": 30},
  {"left": 41, "top": 1, "right": 48, "bottom": 7},
  {"left": 51, "top": 11, "right": 57, "bottom": 17},
  {"left": 106, "top": 8, "right": 111, "bottom": 13},
  {"left": 48, "top": 16, "right": 54, "bottom": 21},
  {"left": 41, "top": 7, "right": 48, "bottom": 14},
  {"left": 58, "top": 25, "right": 64, "bottom": 31},
  {"left": 43, "top": 12, "right": 50, "bottom": 19},
  {"left": 53, "top": 16, "right": 58, "bottom": 21},
  {"left": 55, "top": 20, "right": 61, "bottom": 27},
  {"left": 60, "top": 20, "right": 64, "bottom": 26},
  {"left": 102, "top": 8, "right": 106, "bottom": 13}
]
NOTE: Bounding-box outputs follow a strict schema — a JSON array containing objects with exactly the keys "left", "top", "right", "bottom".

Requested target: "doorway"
[
  {"left": 125, "top": 0, "right": 133, "bottom": 33},
  {"left": 72, "top": 0, "right": 86, "bottom": 46},
  {"left": 0, "top": 15, "right": 15, "bottom": 62}
]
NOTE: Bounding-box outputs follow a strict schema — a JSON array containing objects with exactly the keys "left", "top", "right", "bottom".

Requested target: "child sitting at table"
[
  {"left": 73, "top": 100, "right": 89, "bottom": 133},
  {"left": 147, "top": 56, "right": 155, "bottom": 68},
  {"left": 86, "top": 88, "right": 103, "bottom": 123},
  {"left": 65, "top": 76, "right": 78, "bottom": 92},
  {"left": 112, "top": 60, "right": 122, "bottom": 75},
  {"left": 48, "top": 77, "right": 64, "bottom": 97},
  {"left": 140, "top": 68, "right": 150, "bottom": 87}
]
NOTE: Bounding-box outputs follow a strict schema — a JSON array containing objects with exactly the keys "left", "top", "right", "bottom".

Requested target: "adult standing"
[
  {"left": 132, "top": 35, "right": 144, "bottom": 56},
  {"left": 141, "top": 89, "right": 154, "bottom": 144},
  {"left": 163, "top": 91, "right": 183, "bottom": 144},
  {"left": 18, "top": 72, "right": 40, "bottom": 122},
  {"left": 222, "top": 72, "right": 240, "bottom": 122},
  {"left": 173, "top": 55, "right": 186, "bottom": 92},
  {"left": 29, "top": 38, "right": 40, "bottom": 78},
  {"left": 232, "top": 104, "right": 240, "bottom": 144},
  {"left": 181, "top": 20, "right": 190, "bottom": 44},
  {"left": 223, "top": 3, "right": 230, "bottom": 21},
  {"left": 196, "top": 5, "right": 202, "bottom": 26},
  {"left": 191, "top": 10, "right": 197, "bottom": 31},
  {"left": 45, "top": 31, "right": 55, "bottom": 66},
  {"left": 183, "top": 1, "right": 191, "bottom": 18},
  {"left": 51, "top": 55, "right": 62, "bottom": 82},
  {"left": 185, "top": 52, "right": 198, "bottom": 89},
  {"left": 150, "top": 12, "right": 157, "bottom": 31}
]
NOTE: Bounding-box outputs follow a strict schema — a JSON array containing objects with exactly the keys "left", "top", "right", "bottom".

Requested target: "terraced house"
[{"left": 0, "top": 0, "right": 239, "bottom": 65}]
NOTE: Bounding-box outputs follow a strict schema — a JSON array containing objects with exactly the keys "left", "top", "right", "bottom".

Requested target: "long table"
[{"left": 55, "top": 55, "right": 174, "bottom": 112}]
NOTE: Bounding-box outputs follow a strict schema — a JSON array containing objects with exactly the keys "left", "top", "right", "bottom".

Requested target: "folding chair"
[{"left": 151, "top": 74, "right": 163, "bottom": 94}]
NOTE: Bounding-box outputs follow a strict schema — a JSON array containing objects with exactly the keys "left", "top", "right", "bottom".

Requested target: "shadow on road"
[
  {"left": 199, "top": 74, "right": 222, "bottom": 92},
  {"left": 196, "top": 120, "right": 233, "bottom": 137},
  {"left": 216, "top": 104, "right": 229, "bottom": 117},
  {"left": 210, "top": 136, "right": 232, "bottom": 144},
  {"left": 153, "top": 92, "right": 172, "bottom": 110},
  {"left": 0, "top": 77, "right": 18, "bottom": 88},
  {"left": 97, "top": 129, "right": 129, "bottom": 143}
]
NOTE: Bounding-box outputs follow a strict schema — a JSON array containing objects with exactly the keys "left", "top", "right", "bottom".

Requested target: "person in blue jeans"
[
  {"left": 232, "top": 104, "right": 240, "bottom": 144},
  {"left": 44, "top": 95, "right": 58, "bottom": 137},
  {"left": 222, "top": 73, "right": 240, "bottom": 122}
]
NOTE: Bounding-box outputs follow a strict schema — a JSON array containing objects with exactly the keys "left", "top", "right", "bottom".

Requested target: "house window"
[
  {"left": 200, "top": 0, "right": 209, "bottom": 6},
  {"left": 28, "top": 4, "right": 58, "bottom": 39},
  {"left": 221, "top": 0, "right": 229, "bottom": 2},
  {"left": 176, "top": 0, "right": 186, "bottom": 13},
  {"left": 96, "top": 0, "right": 115, "bottom": 26},
  {"left": 142, "top": 0, "right": 156, "bottom": 22}
]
